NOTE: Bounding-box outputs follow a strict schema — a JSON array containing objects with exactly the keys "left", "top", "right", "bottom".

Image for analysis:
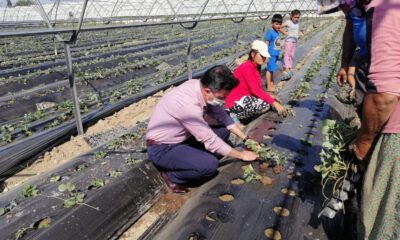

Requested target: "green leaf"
[
  {"left": 0, "top": 207, "right": 5, "bottom": 216},
  {"left": 58, "top": 184, "right": 67, "bottom": 192}
]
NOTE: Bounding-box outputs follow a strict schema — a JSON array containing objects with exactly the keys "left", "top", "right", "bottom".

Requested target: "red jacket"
[{"left": 226, "top": 60, "right": 275, "bottom": 108}]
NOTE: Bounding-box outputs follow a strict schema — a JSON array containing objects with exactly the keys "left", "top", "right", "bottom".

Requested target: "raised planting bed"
[
  {"left": 141, "top": 21, "right": 352, "bottom": 240},
  {"left": 0, "top": 123, "right": 165, "bottom": 240}
]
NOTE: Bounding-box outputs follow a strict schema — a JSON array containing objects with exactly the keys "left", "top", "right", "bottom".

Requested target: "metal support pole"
[
  {"left": 53, "top": 36, "right": 58, "bottom": 55},
  {"left": 64, "top": 43, "right": 84, "bottom": 135},
  {"left": 234, "top": 31, "right": 240, "bottom": 60},
  {"left": 107, "top": 30, "right": 111, "bottom": 48},
  {"left": 186, "top": 31, "right": 192, "bottom": 80}
]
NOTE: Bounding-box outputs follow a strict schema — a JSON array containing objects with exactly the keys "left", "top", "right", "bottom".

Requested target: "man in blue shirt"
[{"left": 265, "top": 14, "right": 283, "bottom": 92}]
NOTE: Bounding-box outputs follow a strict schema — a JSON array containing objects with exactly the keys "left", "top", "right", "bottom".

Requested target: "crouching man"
[{"left": 146, "top": 65, "right": 258, "bottom": 193}]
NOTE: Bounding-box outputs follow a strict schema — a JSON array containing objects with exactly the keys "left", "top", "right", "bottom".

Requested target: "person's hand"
[
  {"left": 349, "top": 88, "right": 355, "bottom": 100},
  {"left": 235, "top": 122, "right": 245, "bottom": 131},
  {"left": 272, "top": 102, "right": 287, "bottom": 117},
  {"left": 240, "top": 150, "right": 259, "bottom": 161},
  {"left": 336, "top": 67, "right": 348, "bottom": 86}
]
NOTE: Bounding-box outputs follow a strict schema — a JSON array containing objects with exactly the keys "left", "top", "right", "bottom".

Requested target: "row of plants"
[
  {"left": 0, "top": 20, "right": 254, "bottom": 70},
  {"left": 288, "top": 23, "right": 342, "bottom": 106},
  {"left": 0, "top": 123, "right": 153, "bottom": 239},
  {"left": 0, "top": 19, "right": 337, "bottom": 150},
  {"left": 0, "top": 40, "right": 246, "bottom": 146}
]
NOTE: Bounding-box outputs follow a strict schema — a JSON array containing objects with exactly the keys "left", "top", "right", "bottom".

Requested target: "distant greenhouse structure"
[{"left": 1, "top": 0, "right": 318, "bottom": 27}]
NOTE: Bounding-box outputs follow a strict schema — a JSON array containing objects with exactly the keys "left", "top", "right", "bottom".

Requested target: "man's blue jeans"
[{"left": 147, "top": 127, "right": 230, "bottom": 184}]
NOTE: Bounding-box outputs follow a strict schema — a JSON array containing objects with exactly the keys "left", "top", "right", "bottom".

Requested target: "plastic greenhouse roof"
[{"left": 1, "top": 0, "right": 318, "bottom": 25}]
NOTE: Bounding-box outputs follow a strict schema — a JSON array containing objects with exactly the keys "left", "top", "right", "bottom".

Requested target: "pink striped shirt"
[
  {"left": 146, "top": 79, "right": 235, "bottom": 155},
  {"left": 367, "top": 0, "right": 400, "bottom": 133}
]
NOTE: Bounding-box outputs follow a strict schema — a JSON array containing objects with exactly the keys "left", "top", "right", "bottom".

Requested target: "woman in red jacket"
[{"left": 226, "top": 40, "right": 286, "bottom": 123}]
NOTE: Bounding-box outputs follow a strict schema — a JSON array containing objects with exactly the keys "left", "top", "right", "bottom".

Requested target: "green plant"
[
  {"left": 0, "top": 207, "right": 5, "bottom": 216},
  {"left": 109, "top": 170, "right": 122, "bottom": 178},
  {"left": 76, "top": 164, "right": 86, "bottom": 171},
  {"left": 94, "top": 150, "right": 107, "bottom": 160},
  {"left": 89, "top": 179, "right": 106, "bottom": 189},
  {"left": 50, "top": 176, "right": 62, "bottom": 183},
  {"left": 1, "top": 124, "right": 14, "bottom": 143},
  {"left": 19, "top": 122, "right": 32, "bottom": 137},
  {"left": 243, "top": 164, "right": 262, "bottom": 182},
  {"left": 314, "top": 119, "right": 357, "bottom": 200},
  {"left": 125, "top": 154, "right": 142, "bottom": 165},
  {"left": 20, "top": 184, "right": 39, "bottom": 198},
  {"left": 245, "top": 139, "right": 287, "bottom": 166},
  {"left": 15, "top": 228, "right": 28, "bottom": 240},
  {"left": 33, "top": 110, "right": 45, "bottom": 120},
  {"left": 58, "top": 183, "right": 85, "bottom": 208}
]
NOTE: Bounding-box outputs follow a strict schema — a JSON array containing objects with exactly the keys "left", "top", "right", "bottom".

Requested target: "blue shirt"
[
  {"left": 265, "top": 28, "right": 281, "bottom": 56},
  {"left": 347, "top": 8, "right": 367, "bottom": 57}
]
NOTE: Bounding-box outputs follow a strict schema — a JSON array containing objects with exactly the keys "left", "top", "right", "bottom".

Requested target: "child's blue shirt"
[{"left": 265, "top": 28, "right": 281, "bottom": 56}]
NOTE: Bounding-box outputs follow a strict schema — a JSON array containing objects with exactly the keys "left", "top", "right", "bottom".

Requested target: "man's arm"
[
  {"left": 351, "top": 93, "right": 399, "bottom": 160},
  {"left": 337, "top": 19, "right": 356, "bottom": 86}
]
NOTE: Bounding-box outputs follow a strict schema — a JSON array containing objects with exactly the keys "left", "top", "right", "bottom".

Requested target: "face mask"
[{"left": 207, "top": 98, "right": 225, "bottom": 106}]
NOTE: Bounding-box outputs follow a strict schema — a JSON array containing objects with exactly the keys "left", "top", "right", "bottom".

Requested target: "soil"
[
  {"left": 264, "top": 228, "right": 282, "bottom": 240},
  {"left": 119, "top": 190, "right": 193, "bottom": 240},
  {"left": 231, "top": 178, "right": 245, "bottom": 185},
  {"left": 259, "top": 162, "right": 269, "bottom": 172},
  {"left": 272, "top": 165, "right": 283, "bottom": 174},
  {"left": 260, "top": 175, "right": 273, "bottom": 186},
  {"left": 273, "top": 207, "right": 290, "bottom": 217},
  {"left": 219, "top": 194, "right": 235, "bottom": 202}
]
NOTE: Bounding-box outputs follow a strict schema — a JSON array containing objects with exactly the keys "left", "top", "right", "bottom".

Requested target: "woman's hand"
[
  {"left": 240, "top": 150, "right": 259, "bottom": 161},
  {"left": 272, "top": 102, "right": 287, "bottom": 117}
]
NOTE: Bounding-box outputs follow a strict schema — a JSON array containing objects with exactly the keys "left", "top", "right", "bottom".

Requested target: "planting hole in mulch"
[
  {"left": 312, "top": 113, "right": 320, "bottom": 117},
  {"left": 281, "top": 188, "right": 297, "bottom": 197},
  {"left": 205, "top": 215, "right": 216, "bottom": 222},
  {"left": 188, "top": 231, "right": 205, "bottom": 240},
  {"left": 263, "top": 134, "right": 272, "bottom": 140},
  {"left": 305, "top": 132, "right": 315, "bottom": 138},
  {"left": 273, "top": 207, "right": 290, "bottom": 217},
  {"left": 231, "top": 178, "right": 245, "bottom": 185},
  {"left": 219, "top": 193, "right": 234, "bottom": 202},
  {"left": 261, "top": 176, "right": 273, "bottom": 186},
  {"left": 264, "top": 228, "right": 282, "bottom": 240},
  {"left": 32, "top": 217, "right": 51, "bottom": 229},
  {"left": 297, "top": 149, "right": 308, "bottom": 156},
  {"left": 259, "top": 162, "right": 269, "bottom": 172}
]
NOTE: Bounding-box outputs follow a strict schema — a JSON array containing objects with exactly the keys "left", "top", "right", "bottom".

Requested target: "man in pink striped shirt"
[{"left": 146, "top": 65, "right": 258, "bottom": 193}]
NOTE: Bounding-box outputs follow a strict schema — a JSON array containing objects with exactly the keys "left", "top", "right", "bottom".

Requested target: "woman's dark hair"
[
  {"left": 248, "top": 50, "right": 262, "bottom": 72},
  {"left": 200, "top": 65, "right": 239, "bottom": 91},
  {"left": 271, "top": 14, "right": 283, "bottom": 24},
  {"left": 291, "top": 9, "right": 301, "bottom": 16}
]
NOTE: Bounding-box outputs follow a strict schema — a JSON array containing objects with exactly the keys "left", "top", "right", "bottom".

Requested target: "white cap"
[{"left": 251, "top": 40, "right": 270, "bottom": 58}]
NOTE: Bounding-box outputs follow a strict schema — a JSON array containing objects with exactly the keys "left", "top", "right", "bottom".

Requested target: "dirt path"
[{"left": 3, "top": 90, "right": 168, "bottom": 190}]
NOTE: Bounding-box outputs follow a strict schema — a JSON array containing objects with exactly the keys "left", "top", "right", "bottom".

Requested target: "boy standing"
[{"left": 265, "top": 14, "right": 283, "bottom": 92}]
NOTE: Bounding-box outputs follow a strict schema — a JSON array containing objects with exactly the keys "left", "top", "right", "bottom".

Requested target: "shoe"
[
  {"left": 280, "top": 72, "right": 291, "bottom": 81},
  {"left": 160, "top": 172, "right": 188, "bottom": 194}
]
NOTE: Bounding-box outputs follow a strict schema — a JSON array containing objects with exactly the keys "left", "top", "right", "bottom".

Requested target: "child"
[
  {"left": 265, "top": 14, "right": 283, "bottom": 92},
  {"left": 281, "top": 9, "right": 301, "bottom": 79}
]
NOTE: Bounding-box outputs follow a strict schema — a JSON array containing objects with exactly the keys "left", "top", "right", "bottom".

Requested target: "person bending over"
[{"left": 146, "top": 65, "right": 259, "bottom": 193}]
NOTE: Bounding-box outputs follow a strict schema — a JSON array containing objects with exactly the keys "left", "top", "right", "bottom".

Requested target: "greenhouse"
[{"left": 0, "top": 0, "right": 398, "bottom": 239}]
